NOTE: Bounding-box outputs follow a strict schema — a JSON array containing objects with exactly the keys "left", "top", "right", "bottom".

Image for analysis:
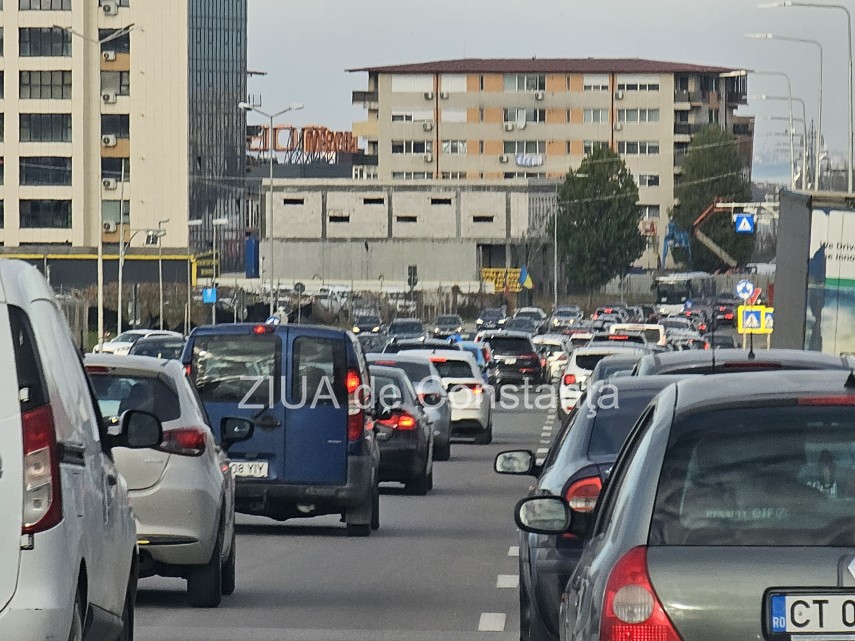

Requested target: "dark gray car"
[
  {"left": 515, "top": 371, "right": 855, "bottom": 641},
  {"left": 634, "top": 348, "right": 855, "bottom": 376}
]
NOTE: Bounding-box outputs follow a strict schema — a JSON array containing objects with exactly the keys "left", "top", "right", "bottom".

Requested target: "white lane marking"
[
  {"left": 540, "top": 438, "right": 550, "bottom": 444},
  {"left": 478, "top": 613, "right": 507, "bottom": 632},
  {"left": 508, "top": 545, "right": 519, "bottom": 557},
  {"left": 536, "top": 448, "right": 549, "bottom": 455},
  {"left": 497, "top": 574, "right": 519, "bottom": 589}
]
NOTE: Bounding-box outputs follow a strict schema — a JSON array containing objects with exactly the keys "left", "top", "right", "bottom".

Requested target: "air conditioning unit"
[
  {"left": 103, "top": 222, "right": 117, "bottom": 233},
  {"left": 422, "top": 121, "right": 434, "bottom": 131},
  {"left": 534, "top": 91, "right": 545, "bottom": 101},
  {"left": 503, "top": 122, "right": 515, "bottom": 132},
  {"left": 614, "top": 90, "right": 625, "bottom": 100},
  {"left": 498, "top": 154, "right": 510, "bottom": 164},
  {"left": 439, "top": 91, "right": 449, "bottom": 99},
  {"left": 102, "top": 134, "right": 117, "bottom": 147},
  {"left": 102, "top": 50, "right": 117, "bottom": 62},
  {"left": 102, "top": 91, "right": 117, "bottom": 104},
  {"left": 424, "top": 153, "right": 433, "bottom": 163},
  {"left": 102, "top": 0, "right": 118, "bottom": 15},
  {"left": 423, "top": 91, "right": 434, "bottom": 100},
  {"left": 102, "top": 178, "right": 118, "bottom": 190},
  {"left": 613, "top": 122, "right": 623, "bottom": 131}
]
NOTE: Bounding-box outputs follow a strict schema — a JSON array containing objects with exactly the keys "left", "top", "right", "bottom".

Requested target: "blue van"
[{"left": 182, "top": 323, "right": 380, "bottom": 536}]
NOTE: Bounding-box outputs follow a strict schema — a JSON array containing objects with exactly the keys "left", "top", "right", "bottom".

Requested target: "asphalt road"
[{"left": 136, "top": 396, "right": 553, "bottom": 641}]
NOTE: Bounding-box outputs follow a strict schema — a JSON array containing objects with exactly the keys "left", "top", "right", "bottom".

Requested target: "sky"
[{"left": 247, "top": 0, "right": 849, "bottom": 162}]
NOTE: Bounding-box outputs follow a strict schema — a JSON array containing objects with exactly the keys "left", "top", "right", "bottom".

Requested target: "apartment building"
[
  {"left": 350, "top": 58, "right": 753, "bottom": 257},
  {"left": 0, "top": 0, "right": 247, "bottom": 272}
]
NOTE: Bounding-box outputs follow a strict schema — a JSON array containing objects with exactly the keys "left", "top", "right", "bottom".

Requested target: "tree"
[
  {"left": 555, "top": 146, "right": 646, "bottom": 305},
  {"left": 669, "top": 125, "right": 753, "bottom": 271}
]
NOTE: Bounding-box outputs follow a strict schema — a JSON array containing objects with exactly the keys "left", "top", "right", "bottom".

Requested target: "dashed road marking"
[
  {"left": 478, "top": 613, "right": 507, "bottom": 632},
  {"left": 540, "top": 438, "right": 550, "bottom": 444},
  {"left": 496, "top": 574, "right": 519, "bottom": 589},
  {"left": 508, "top": 545, "right": 519, "bottom": 557},
  {"left": 536, "top": 447, "right": 549, "bottom": 455}
]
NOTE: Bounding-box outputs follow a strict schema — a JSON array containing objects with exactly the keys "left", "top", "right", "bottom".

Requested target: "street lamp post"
[
  {"left": 746, "top": 33, "right": 824, "bottom": 188},
  {"left": 211, "top": 217, "right": 229, "bottom": 326},
  {"left": 151, "top": 219, "right": 169, "bottom": 329},
  {"left": 238, "top": 102, "right": 304, "bottom": 316},
  {"left": 759, "top": 1, "right": 852, "bottom": 191},
  {"left": 753, "top": 93, "right": 809, "bottom": 188},
  {"left": 750, "top": 71, "right": 796, "bottom": 187}
]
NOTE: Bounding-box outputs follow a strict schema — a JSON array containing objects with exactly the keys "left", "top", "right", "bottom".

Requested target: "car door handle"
[
  {"left": 256, "top": 415, "right": 281, "bottom": 429},
  {"left": 106, "top": 472, "right": 118, "bottom": 487}
]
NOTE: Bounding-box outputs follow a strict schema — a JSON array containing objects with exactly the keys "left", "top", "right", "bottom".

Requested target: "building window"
[
  {"left": 391, "top": 172, "right": 431, "bottom": 179},
  {"left": 618, "top": 141, "right": 660, "bottom": 156},
  {"left": 20, "top": 71, "right": 72, "bottom": 99},
  {"left": 0, "top": 115, "right": 3, "bottom": 143},
  {"left": 504, "top": 140, "right": 546, "bottom": 155},
  {"left": 0, "top": 158, "right": 4, "bottom": 185},
  {"left": 101, "top": 199, "right": 130, "bottom": 225},
  {"left": 441, "top": 171, "right": 466, "bottom": 180},
  {"left": 503, "top": 108, "right": 546, "bottom": 124},
  {"left": 390, "top": 74, "right": 433, "bottom": 93},
  {"left": 431, "top": 197, "right": 453, "bottom": 206},
  {"left": 440, "top": 74, "right": 466, "bottom": 93},
  {"left": 20, "top": 114, "right": 71, "bottom": 142},
  {"left": 19, "top": 28, "right": 71, "bottom": 57},
  {"left": 641, "top": 205, "right": 661, "bottom": 219},
  {"left": 479, "top": 140, "right": 485, "bottom": 154},
  {"left": 617, "top": 81, "right": 660, "bottom": 92},
  {"left": 0, "top": 201, "right": 4, "bottom": 228},
  {"left": 473, "top": 215, "right": 495, "bottom": 223},
  {"left": 329, "top": 213, "right": 350, "bottom": 223},
  {"left": 20, "top": 200, "right": 71, "bottom": 229},
  {"left": 709, "top": 110, "right": 720, "bottom": 124},
  {"left": 583, "top": 75, "right": 609, "bottom": 91},
  {"left": 282, "top": 198, "right": 304, "bottom": 205},
  {"left": 101, "top": 114, "right": 129, "bottom": 138},
  {"left": 101, "top": 71, "right": 130, "bottom": 96},
  {"left": 363, "top": 197, "right": 385, "bottom": 205},
  {"left": 101, "top": 157, "right": 129, "bottom": 181},
  {"left": 638, "top": 174, "right": 660, "bottom": 187},
  {"left": 441, "top": 140, "right": 467, "bottom": 154},
  {"left": 391, "top": 140, "right": 433, "bottom": 155},
  {"left": 0, "top": 29, "right": 3, "bottom": 58},
  {"left": 503, "top": 74, "right": 545, "bottom": 92},
  {"left": 617, "top": 108, "right": 660, "bottom": 123},
  {"left": 479, "top": 107, "right": 484, "bottom": 122},
  {"left": 583, "top": 140, "right": 609, "bottom": 155},
  {"left": 99, "top": 29, "right": 131, "bottom": 54},
  {"left": 19, "top": 0, "right": 71, "bottom": 9},
  {"left": 479, "top": 75, "right": 484, "bottom": 91},
  {"left": 391, "top": 109, "right": 432, "bottom": 122},
  {"left": 0, "top": 72, "right": 3, "bottom": 99},
  {"left": 583, "top": 108, "right": 609, "bottom": 124},
  {"left": 504, "top": 172, "right": 545, "bottom": 179},
  {"left": 20, "top": 156, "right": 72, "bottom": 185},
  {"left": 396, "top": 215, "right": 418, "bottom": 223}
]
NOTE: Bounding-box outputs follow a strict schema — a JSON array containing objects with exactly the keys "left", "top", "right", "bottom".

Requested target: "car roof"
[
  {"left": 134, "top": 334, "right": 185, "bottom": 344},
  {"left": 85, "top": 353, "right": 184, "bottom": 378},
  {"left": 574, "top": 345, "right": 647, "bottom": 356},
  {"left": 188, "top": 322, "right": 345, "bottom": 337},
  {"left": 366, "top": 352, "right": 434, "bottom": 366},
  {"left": 367, "top": 364, "right": 408, "bottom": 380},
  {"left": 480, "top": 330, "right": 532, "bottom": 339},
  {"left": 406, "top": 348, "right": 476, "bottom": 362},
  {"left": 534, "top": 334, "right": 566, "bottom": 343},
  {"left": 637, "top": 348, "right": 852, "bottom": 374},
  {"left": 591, "top": 374, "right": 686, "bottom": 395}
]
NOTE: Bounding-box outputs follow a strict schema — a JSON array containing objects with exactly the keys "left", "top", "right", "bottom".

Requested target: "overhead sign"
[
  {"left": 480, "top": 268, "right": 523, "bottom": 293},
  {"left": 735, "top": 213, "right": 756, "bottom": 234},
  {"left": 248, "top": 125, "right": 359, "bottom": 155},
  {"left": 202, "top": 287, "right": 218, "bottom": 304},
  {"left": 736, "top": 279, "right": 755, "bottom": 301},
  {"left": 737, "top": 305, "right": 774, "bottom": 335}
]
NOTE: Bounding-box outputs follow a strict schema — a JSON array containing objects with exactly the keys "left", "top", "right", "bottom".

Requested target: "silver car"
[
  {"left": 515, "top": 371, "right": 855, "bottom": 641},
  {"left": 86, "top": 355, "right": 252, "bottom": 608}
]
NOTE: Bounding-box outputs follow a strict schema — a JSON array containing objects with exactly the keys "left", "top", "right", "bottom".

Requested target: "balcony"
[
  {"left": 674, "top": 90, "right": 705, "bottom": 108},
  {"left": 352, "top": 90, "right": 379, "bottom": 106}
]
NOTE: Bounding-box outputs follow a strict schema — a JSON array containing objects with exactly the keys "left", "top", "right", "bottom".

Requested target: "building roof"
[{"left": 348, "top": 58, "right": 735, "bottom": 75}]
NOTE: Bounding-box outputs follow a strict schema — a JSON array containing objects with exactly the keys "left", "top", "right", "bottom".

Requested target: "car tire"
[
  {"left": 370, "top": 480, "right": 380, "bottom": 531},
  {"left": 346, "top": 496, "right": 372, "bottom": 537},
  {"left": 68, "top": 587, "right": 84, "bottom": 641},
  {"left": 117, "top": 571, "right": 136, "bottom": 641},
  {"left": 221, "top": 528, "right": 236, "bottom": 596},
  {"left": 406, "top": 463, "right": 430, "bottom": 496},
  {"left": 187, "top": 527, "right": 223, "bottom": 608},
  {"left": 426, "top": 464, "right": 434, "bottom": 492},
  {"left": 434, "top": 442, "right": 451, "bottom": 461},
  {"left": 474, "top": 425, "right": 493, "bottom": 445}
]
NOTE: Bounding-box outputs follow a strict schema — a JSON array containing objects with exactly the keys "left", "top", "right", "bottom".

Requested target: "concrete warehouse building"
[
  {"left": 0, "top": 0, "right": 247, "bottom": 280},
  {"left": 349, "top": 58, "right": 754, "bottom": 263}
]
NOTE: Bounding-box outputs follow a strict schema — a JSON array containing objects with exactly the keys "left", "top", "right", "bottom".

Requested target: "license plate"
[
  {"left": 503, "top": 358, "right": 516, "bottom": 365},
  {"left": 229, "top": 461, "right": 269, "bottom": 478},
  {"left": 770, "top": 593, "right": 855, "bottom": 634}
]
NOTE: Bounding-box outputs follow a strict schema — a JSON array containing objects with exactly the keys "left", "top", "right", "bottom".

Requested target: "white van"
[{"left": 0, "top": 260, "right": 163, "bottom": 641}]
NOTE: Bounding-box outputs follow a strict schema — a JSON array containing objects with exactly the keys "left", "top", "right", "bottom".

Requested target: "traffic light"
[{"left": 407, "top": 264, "right": 418, "bottom": 289}]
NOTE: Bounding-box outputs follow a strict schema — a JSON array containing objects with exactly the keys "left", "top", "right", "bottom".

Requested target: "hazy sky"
[{"left": 248, "top": 0, "right": 849, "bottom": 158}]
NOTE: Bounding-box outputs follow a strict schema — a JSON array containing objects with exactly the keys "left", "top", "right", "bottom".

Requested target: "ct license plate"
[
  {"left": 770, "top": 593, "right": 855, "bottom": 634},
  {"left": 503, "top": 358, "right": 516, "bottom": 365},
  {"left": 229, "top": 461, "right": 269, "bottom": 478}
]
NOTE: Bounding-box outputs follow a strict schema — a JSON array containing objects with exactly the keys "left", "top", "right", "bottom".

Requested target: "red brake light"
[
  {"left": 609, "top": 335, "right": 630, "bottom": 341},
  {"left": 798, "top": 395, "right": 855, "bottom": 406},
  {"left": 346, "top": 370, "right": 362, "bottom": 394},
  {"left": 347, "top": 368, "right": 365, "bottom": 441},
  {"left": 563, "top": 374, "right": 577, "bottom": 386},
  {"left": 253, "top": 325, "right": 271, "bottom": 335},
  {"left": 397, "top": 413, "right": 417, "bottom": 430},
  {"left": 157, "top": 427, "right": 207, "bottom": 456},
  {"left": 564, "top": 476, "right": 603, "bottom": 512},
  {"left": 85, "top": 365, "right": 110, "bottom": 374},
  {"left": 375, "top": 360, "right": 397, "bottom": 366},
  {"left": 604, "top": 308, "right": 613, "bottom": 313},
  {"left": 22, "top": 404, "right": 62, "bottom": 534},
  {"left": 724, "top": 313, "right": 734, "bottom": 320},
  {"left": 601, "top": 547, "right": 682, "bottom": 641},
  {"left": 430, "top": 357, "right": 448, "bottom": 363}
]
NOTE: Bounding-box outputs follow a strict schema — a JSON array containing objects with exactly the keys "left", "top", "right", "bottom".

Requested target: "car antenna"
[
  {"left": 747, "top": 332, "right": 756, "bottom": 360},
  {"left": 710, "top": 316, "right": 716, "bottom": 373},
  {"left": 846, "top": 370, "right": 855, "bottom": 390}
]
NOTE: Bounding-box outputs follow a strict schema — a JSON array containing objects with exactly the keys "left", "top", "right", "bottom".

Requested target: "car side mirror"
[
  {"left": 221, "top": 417, "right": 254, "bottom": 451},
  {"left": 514, "top": 496, "right": 572, "bottom": 535},
  {"left": 495, "top": 450, "right": 540, "bottom": 477},
  {"left": 108, "top": 410, "right": 163, "bottom": 450}
]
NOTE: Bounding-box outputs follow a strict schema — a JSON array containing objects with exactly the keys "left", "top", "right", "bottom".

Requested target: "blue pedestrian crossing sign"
[
  {"left": 202, "top": 287, "right": 217, "bottom": 304},
  {"left": 742, "top": 308, "right": 761, "bottom": 329},
  {"left": 735, "top": 213, "right": 756, "bottom": 234},
  {"left": 764, "top": 309, "right": 774, "bottom": 330},
  {"left": 737, "top": 305, "right": 774, "bottom": 335}
]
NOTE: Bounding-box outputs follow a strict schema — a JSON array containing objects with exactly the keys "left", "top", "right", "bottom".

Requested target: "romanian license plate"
[
  {"left": 229, "top": 461, "right": 269, "bottom": 478},
  {"left": 503, "top": 357, "right": 516, "bottom": 365},
  {"left": 770, "top": 593, "right": 855, "bottom": 634}
]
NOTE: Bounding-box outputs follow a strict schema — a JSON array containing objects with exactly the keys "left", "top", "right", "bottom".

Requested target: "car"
[
  {"left": 518, "top": 371, "right": 855, "bottom": 641},
  {"left": 93, "top": 329, "right": 184, "bottom": 355},
  {"left": 549, "top": 306, "right": 584, "bottom": 331},
  {"left": 670, "top": 335, "right": 711, "bottom": 351},
  {"left": 587, "top": 353, "right": 643, "bottom": 387},
  {"left": 608, "top": 323, "right": 666, "bottom": 346},
  {"left": 0, "top": 260, "right": 163, "bottom": 641},
  {"left": 368, "top": 365, "right": 434, "bottom": 494},
  {"left": 457, "top": 340, "right": 493, "bottom": 384},
  {"left": 533, "top": 334, "right": 572, "bottom": 381},
  {"left": 357, "top": 333, "right": 388, "bottom": 354},
  {"left": 504, "top": 316, "right": 540, "bottom": 335},
  {"left": 409, "top": 349, "right": 494, "bottom": 444},
  {"left": 476, "top": 307, "right": 507, "bottom": 330},
  {"left": 478, "top": 331, "right": 544, "bottom": 393},
  {"left": 383, "top": 338, "right": 460, "bottom": 353},
  {"left": 659, "top": 316, "right": 697, "bottom": 334},
  {"left": 588, "top": 332, "right": 648, "bottom": 347},
  {"left": 367, "top": 353, "right": 453, "bottom": 461},
  {"left": 703, "top": 331, "right": 740, "bottom": 349},
  {"left": 128, "top": 334, "right": 187, "bottom": 360},
  {"left": 559, "top": 346, "right": 647, "bottom": 415},
  {"left": 674, "top": 308, "right": 710, "bottom": 332},
  {"left": 386, "top": 318, "right": 425, "bottom": 340},
  {"left": 639, "top": 304, "right": 659, "bottom": 323},
  {"left": 515, "top": 307, "right": 549, "bottom": 334},
  {"left": 633, "top": 348, "right": 855, "bottom": 376},
  {"left": 183, "top": 323, "right": 381, "bottom": 536},
  {"left": 352, "top": 313, "right": 385, "bottom": 335},
  {"left": 712, "top": 303, "right": 737, "bottom": 327},
  {"left": 497, "top": 375, "right": 685, "bottom": 641},
  {"left": 85, "top": 354, "right": 252, "bottom": 608},
  {"left": 592, "top": 305, "right": 628, "bottom": 321},
  {"left": 431, "top": 314, "right": 464, "bottom": 339},
  {"left": 566, "top": 328, "right": 595, "bottom": 350}
]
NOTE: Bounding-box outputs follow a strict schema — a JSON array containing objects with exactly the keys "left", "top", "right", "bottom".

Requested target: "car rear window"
[
  {"left": 588, "top": 390, "right": 657, "bottom": 457},
  {"left": 9, "top": 306, "right": 47, "bottom": 412},
  {"left": 89, "top": 374, "right": 181, "bottom": 423},
  {"left": 651, "top": 406, "right": 855, "bottom": 546},
  {"left": 489, "top": 337, "right": 533, "bottom": 355},
  {"left": 575, "top": 354, "right": 610, "bottom": 371},
  {"left": 390, "top": 321, "right": 423, "bottom": 334},
  {"left": 191, "top": 334, "right": 280, "bottom": 404},
  {"left": 291, "top": 336, "right": 347, "bottom": 405},
  {"left": 437, "top": 316, "right": 460, "bottom": 324},
  {"left": 131, "top": 341, "right": 185, "bottom": 359},
  {"left": 432, "top": 360, "right": 475, "bottom": 379}
]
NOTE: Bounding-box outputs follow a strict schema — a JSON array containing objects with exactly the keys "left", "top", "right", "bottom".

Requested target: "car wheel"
[
  {"left": 187, "top": 527, "right": 223, "bottom": 608},
  {"left": 68, "top": 587, "right": 84, "bottom": 641},
  {"left": 346, "top": 496, "right": 372, "bottom": 537},
  {"left": 426, "top": 464, "right": 434, "bottom": 492},
  {"left": 117, "top": 572, "right": 136, "bottom": 641},
  {"left": 406, "top": 463, "right": 430, "bottom": 496},
  {"left": 434, "top": 442, "right": 451, "bottom": 461},
  {"left": 474, "top": 425, "right": 493, "bottom": 445},
  {"left": 370, "top": 480, "right": 380, "bottom": 531},
  {"left": 221, "top": 528, "right": 236, "bottom": 596}
]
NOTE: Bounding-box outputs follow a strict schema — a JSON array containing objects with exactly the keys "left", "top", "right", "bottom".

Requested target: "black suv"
[{"left": 479, "top": 331, "right": 543, "bottom": 392}]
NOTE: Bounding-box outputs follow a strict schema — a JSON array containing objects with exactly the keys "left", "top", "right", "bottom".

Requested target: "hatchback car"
[
  {"left": 352, "top": 313, "right": 385, "bottom": 335},
  {"left": 534, "top": 334, "right": 571, "bottom": 381},
  {"left": 432, "top": 314, "right": 464, "bottom": 339},
  {"left": 369, "top": 365, "right": 434, "bottom": 494},
  {"left": 515, "top": 307, "right": 549, "bottom": 334},
  {"left": 128, "top": 334, "right": 187, "bottom": 360},
  {"left": 93, "top": 329, "right": 183, "bottom": 355},
  {"left": 86, "top": 354, "right": 251, "bottom": 608},
  {"left": 559, "top": 346, "right": 646, "bottom": 415},
  {"left": 386, "top": 318, "right": 425, "bottom": 340},
  {"left": 476, "top": 307, "right": 506, "bottom": 330},
  {"left": 478, "top": 331, "right": 544, "bottom": 392}
]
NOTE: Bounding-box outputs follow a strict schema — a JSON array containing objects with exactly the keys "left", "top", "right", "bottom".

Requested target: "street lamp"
[
  {"left": 749, "top": 70, "right": 795, "bottom": 187},
  {"left": 759, "top": 1, "right": 852, "bottom": 191},
  {"left": 746, "top": 32, "right": 824, "bottom": 188},
  {"left": 211, "top": 217, "right": 229, "bottom": 325},
  {"left": 238, "top": 101, "right": 305, "bottom": 315},
  {"left": 753, "top": 93, "right": 809, "bottom": 188},
  {"left": 145, "top": 219, "right": 169, "bottom": 330}
]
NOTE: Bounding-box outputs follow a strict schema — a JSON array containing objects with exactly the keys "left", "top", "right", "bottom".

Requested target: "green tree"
[
  {"left": 555, "top": 146, "right": 646, "bottom": 305},
  {"left": 670, "top": 125, "right": 753, "bottom": 271}
]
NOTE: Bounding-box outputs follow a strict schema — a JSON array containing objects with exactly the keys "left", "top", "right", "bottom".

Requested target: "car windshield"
[
  {"left": 555, "top": 308, "right": 579, "bottom": 317},
  {"left": 489, "top": 337, "right": 533, "bottom": 355},
  {"left": 89, "top": 373, "right": 181, "bottom": 423},
  {"left": 575, "top": 354, "right": 612, "bottom": 371},
  {"left": 588, "top": 390, "right": 657, "bottom": 457},
  {"left": 505, "top": 319, "right": 534, "bottom": 330},
  {"left": 437, "top": 316, "right": 461, "bottom": 325},
  {"left": 432, "top": 360, "right": 475, "bottom": 379},
  {"left": 516, "top": 311, "right": 541, "bottom": 320},
  {"left": 191, "top": 334, "right": 280, "bottom": 404},
  {"left": 536, "top": 343, "right": 563, "bottom": 355},
  {"left": 130, "top": 340, "right": 186, "bottom": 359},
  {"left": 356, "top": 315, "right": 381, "bottom": 325},
  {"left": 651, "top": 406, "right": 855, "bottom": 547},
  {"left": 480, "top": 309, "right": 503, "bottom": 319},
  {"left": 595, "top": 359, "right": 637, "bottom": 380},
  {"left": 114, "top": 332, "right": 145, "bottom": 343},
  {"left": 390, "top": 321, "right": 423, "bottom": 334}
]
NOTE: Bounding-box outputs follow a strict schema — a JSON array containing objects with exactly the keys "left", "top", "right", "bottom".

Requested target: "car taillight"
[
  {"left": 347, "top": 368, "right": 365, "bottom": 441},
  {"left": 22, "top": 404, "right": 62, "bottom": 534},
  {"left": 601, "top": 547, "right": 682, "bottom": 641},
  {"left": 157, "top": 427, "right": 207, "bottom": 456},
  {"left": 184, "top": 364, "right": 192, "bottom": 377},
  {"left": 563, "top": 374, "right": 577, "bottom": 386},
  {"left": 724, "top": 313, "right": 734, "bottom": 320},
  {"left": 564, "top": 476, "right": 602, "bottom": 512},
  {"left": 378, "top": 411, "right": 418, "bottom": 430}
]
